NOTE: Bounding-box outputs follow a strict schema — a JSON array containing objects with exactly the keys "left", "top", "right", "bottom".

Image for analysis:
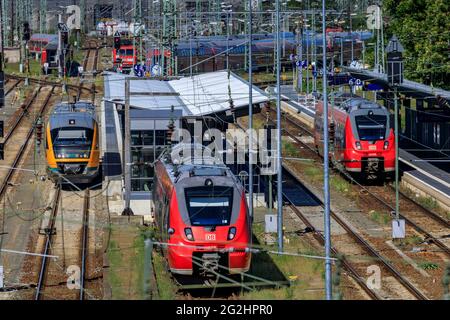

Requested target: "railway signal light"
[
  {"left": 61, "top": 31, "right": 69, "bottom": 46},
  {"left": 114, "top": 35, "right": 121, "bottom": 50},
  {"left": 23, "top": 22, "right": 31, "bottom": 41},
  {"left": 386, "top": 36, "right": 404, "bottom": 86},
  {"left": 35, "top": 117, "right": 43, "bottom": 146}
]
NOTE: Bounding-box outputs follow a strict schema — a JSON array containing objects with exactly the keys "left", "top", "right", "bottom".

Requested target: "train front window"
[
  {"left": 118, "top": 49, "right": 134, "bottom": 56},
  {"left": 51, "top": 127, "right": 93, "bottom": 158},
  {"left": 185, "top": 186, "right": 233, "bottom": 226},
  {"left": 354, "top": 114, "right": 387, "bottom": 141}
]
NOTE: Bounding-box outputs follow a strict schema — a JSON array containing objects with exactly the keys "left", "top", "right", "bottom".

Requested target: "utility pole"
[
  {"left": 57, "top": 14, "right": 62, "bottom": 79},
  {"left": 386, "top": 36, "right": 405, "bottom": 239},
  {"left": 79, "top": 0, "right": 85, "bottom": 34},
  {"left": 322, "top": 0, "right": 332, "bottom": 300},
  {"left": 248, "top": 0, "right": 253, "bottom": 219},
  {"left": 275, "top": 0, "right": 283, "bottom": 253},
  {"left": 0, "top": 0, "right": 4, "bottom": 70},
  {"left": 39, "top": 0, "right": 47, "bottom": 34},
  {"left": 161, "top": 0, "right": 177, "bottom": 76},
  {"left": 123, "top": 78, "right": 133, "bottom": 215}
]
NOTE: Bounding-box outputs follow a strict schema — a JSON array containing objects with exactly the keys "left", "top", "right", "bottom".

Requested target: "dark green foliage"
[{"left": 384, "top": 0, "right": 450, "bottom": 89}]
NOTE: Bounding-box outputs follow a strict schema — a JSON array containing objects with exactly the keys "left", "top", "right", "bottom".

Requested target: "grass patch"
[
  {"left": 5, "top": 59, "right": 42, "bottom": 77},
  {"left": 107, "top": 239, "right": 125, "bottom": 299},
  {"left": 401, "top": 235, "right": 423, "bottom": 246},
  {"left": 303, "top": 164, "right": 323, "bottom": 183},
  {"left": 152, "top": 250, "right": 178, "bottom": 300},
  {"left": 242, "top": 220, "right": 325, "bottom": 300},
  {"left": 416, "top": 196, "right": 438, "bottom": 211},
  {"left": 369, "top": 210, "right": 390, "bottom": 225},
  {"left": 418, "top": 262, "right": 439, "bottom": 270},
  {"left": 330, "top": 176, "right": 350, "bottom": 193},
  {"left": 282, "top": 139, "right": 301, "bottom": 158}
]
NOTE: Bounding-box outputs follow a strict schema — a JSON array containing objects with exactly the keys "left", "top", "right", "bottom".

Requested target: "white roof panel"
[{"left": 103, "top": 71, "right": 269, "bottom": 117}]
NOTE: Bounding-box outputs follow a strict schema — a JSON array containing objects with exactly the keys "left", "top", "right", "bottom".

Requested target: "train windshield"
[
  {"left": 118, "top": 49, "right": 134, "bottom": 56},
  {"left": 354, "top": 114, "right": 387, "bottom": 141},
  {"left": 51, "top": 127, "right": 93, "bottom": 156},
  {"left": 185, "top": 186, "right": 233, "bottom": 226}
]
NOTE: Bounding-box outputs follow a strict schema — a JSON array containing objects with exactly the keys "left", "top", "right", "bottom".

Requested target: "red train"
[
  {"left": 314, "top": 93, "right": 395, "bottom": 179},
  {"left": 112, "top": 38, "right": 137, "bottom": 72},
  {"left": 152, "top": 144, "right": 252, "bottom": 276}
]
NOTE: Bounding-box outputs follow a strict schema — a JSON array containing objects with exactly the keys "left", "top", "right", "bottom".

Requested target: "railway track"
[
  {"left": 264, "top": 107, "right": 450, "bottom": 257},
  {"left": 0, "top": 85, "right": 56, "bottom": 200},
  {"left": 35, "top": 187, "right": 91, "bottom": 300},
  {"left": 5, "top": 74, "right": 96, "bottom": 96},
  {"left": 77, "top": 41, "right": 99, "bottom": 102},
  {"left": 4, "top": 78, "right": 22, "bottom": 96},
  {"left": 281, "top": 165, "right": 428, "bottom": 300},
  {"left": 235, "top": 120, "right": 427, "bottom": 299}
]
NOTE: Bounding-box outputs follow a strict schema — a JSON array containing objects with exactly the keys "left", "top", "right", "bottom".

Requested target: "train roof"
[
  {"left": 30, "top": 34, "right": 58, "bottom": 43},
  {"left": 331, "top": 93, "right": 388, "bottom": 114},
  {"left": 158, "top": 143, "right": 238, "bottom": 185},
  {"left": 49, "top": 102, "right": 96, "bottom": 130}
]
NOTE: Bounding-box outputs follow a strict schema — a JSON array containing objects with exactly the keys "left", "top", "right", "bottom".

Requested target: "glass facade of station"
[{"left": 130, "top": 129, "right": 169, "bottom": 192}]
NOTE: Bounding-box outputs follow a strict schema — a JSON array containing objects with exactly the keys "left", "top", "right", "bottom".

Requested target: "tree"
[{"left": 384, "top": 0, "right": 450, "bottom": 89}]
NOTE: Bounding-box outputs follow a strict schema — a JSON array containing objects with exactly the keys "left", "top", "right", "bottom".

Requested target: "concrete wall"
[{"left": 3, "top": 48, "right": 20, "bottom": 64}]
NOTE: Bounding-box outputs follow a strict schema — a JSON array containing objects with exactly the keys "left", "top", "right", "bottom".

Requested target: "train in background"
[
  {"left": 28, "top": 33, "right": 76, "bottom": 75},
  {"left": 314, "top": 93, "right": 395, "bottom": 179},
  {"left": 46, "top": 101, "right": 100, "bottom": 184},
  {"left": 152, "top": 144, "right": 252, "bottom": 276},
  {"left": 113, "top": 37, "right": 138, "bottom": 73},
  {"left": 112, "top": 31, "right": 372, "bottom": 74}
]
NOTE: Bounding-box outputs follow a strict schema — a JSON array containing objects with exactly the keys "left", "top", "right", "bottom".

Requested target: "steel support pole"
[
  {"left": 123, "top": 78, "right": 132, "bottom": 215},
  {"left": 275, "top": 0, "right": 283, "bottom": 253},
  {"left": 394, "top": 86, "right": 399, "bottom": 220},
  {"left": 248, "top": 0, "right": 253, "bottom": 219},
  {"left": 322, "top": 0, "right": 332, "bottom": 300}
]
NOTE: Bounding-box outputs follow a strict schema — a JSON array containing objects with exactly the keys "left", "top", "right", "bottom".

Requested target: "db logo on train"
[{"left": 205, "top": 234, "right": 216, "bottom": 241}]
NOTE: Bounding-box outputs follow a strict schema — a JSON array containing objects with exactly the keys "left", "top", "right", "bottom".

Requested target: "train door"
[{"left": 160, "top": 195, "right": 170, "bottom": 256}]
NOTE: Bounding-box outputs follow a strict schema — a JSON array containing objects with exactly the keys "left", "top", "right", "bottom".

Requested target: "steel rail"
[
  {"left": 285, "top": 201, "right": 382, "bottom": 300},
  {"left": 79, "top": 189, "right": 90, "bottom": 300},
  {"left": 3, "top": 86, "right": 43, "bottom": 144},
  {"left": 35, "top": 186, "right": 61, "bottom": 300},
  {"left": 0, "top": 86, "right": 55, "bottom": 200},
  {"left": 234, "top": 121, "right": 379, "bottom": 299},
  {"left": 5, "top": 79, "right": 22, "bottom": 96},
  {"left": 234, "top": 120, "right": 428, "bottom": 300},
  {"left": 282, "top": 164, "right": 428, "bottom": 300},
  {"left": 77, "top": 48, "right": 91, "bottom": 101},
  {"left": 268, "top": 111, "right": 450, "bottom": 257},
  {"left": 5, "top": 74, "right": 96, "bottom": 95}
]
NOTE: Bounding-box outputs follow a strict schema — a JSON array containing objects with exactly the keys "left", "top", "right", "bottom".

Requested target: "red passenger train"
[
  {"left": 152, "top": 144, "right": 252, "bottom": 276},
  {"left": 314, "top": 93, "right": 395, "bottom": 179}
]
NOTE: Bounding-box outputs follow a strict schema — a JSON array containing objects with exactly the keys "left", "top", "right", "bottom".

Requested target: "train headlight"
[
  {"left": 184, "top": 228, "right": 194, "bottom": 241},
  {"left": 355, "top": 141, "right": 362, "bottom": 150},
  {"left": 227, "top": 227, "right": 236, "bottom": 240},
  {"left": 383, "top": 141, "right": 389, "bottom": 150}
]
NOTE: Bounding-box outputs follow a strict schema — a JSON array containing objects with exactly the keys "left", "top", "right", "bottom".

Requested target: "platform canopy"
[{"left": 103, "top": 70, "right": 269, "bottom": 117}]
